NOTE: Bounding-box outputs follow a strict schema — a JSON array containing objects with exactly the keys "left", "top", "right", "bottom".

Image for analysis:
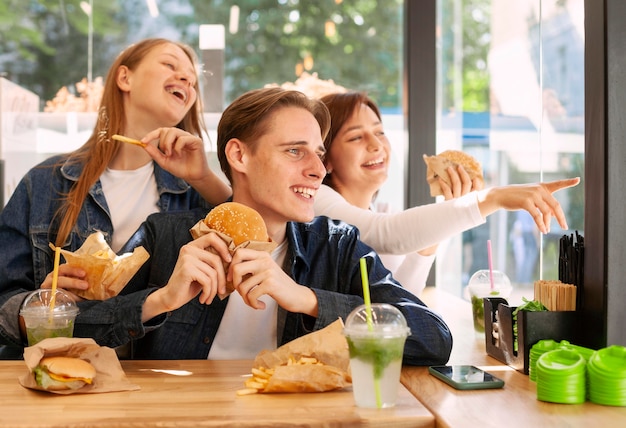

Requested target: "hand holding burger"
[
  {"left": 202, "top": 202, "right": 271, "bottom": 246},
  {"left": 191, "top": 202, "right": 277, "bottom": 298},
  {"left": 423, "top": 150, "right": 484, "bottom": 197}
]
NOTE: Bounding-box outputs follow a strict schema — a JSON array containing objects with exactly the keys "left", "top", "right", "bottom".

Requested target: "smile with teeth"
[
  {"left": 292, "top": 187, "right": 316, "bottom": 199},
  {"left": 363, "top": 158, "right": 385, "bottom": 167},
  {"left": 166, "top": 86, "right": 187, "bottom": 102}
]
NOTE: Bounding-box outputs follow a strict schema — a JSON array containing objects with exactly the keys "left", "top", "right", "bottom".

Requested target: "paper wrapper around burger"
[
  {"left": 56, "top": 231, "right": 149, "bottom": 300},
  {"left": 189, "top": 220, "right": 278, "bottom": 299},
  {"left": 19, "top": 337, "right": 140, "bottom": 394},
  {"left": 423, "top": 150, "right": 484, "bottom": 197},
  {"left": 252, "top": 319, "right": 352, "bottom": 393}
]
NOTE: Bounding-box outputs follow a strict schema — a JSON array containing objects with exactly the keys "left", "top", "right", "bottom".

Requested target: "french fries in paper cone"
[
  {"left": 238, "top": 319, "right": 351, "bottom": 394},
  {"left": 57, "top": 231, "right": 149, "bottom": 300}
]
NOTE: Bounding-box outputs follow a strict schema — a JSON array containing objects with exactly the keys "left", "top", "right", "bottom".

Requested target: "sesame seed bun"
[{"left": 204, "top": 202, "right": 270, "bottom": 246}]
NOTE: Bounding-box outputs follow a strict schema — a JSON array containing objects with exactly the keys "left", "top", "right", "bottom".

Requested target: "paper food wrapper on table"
[
  {"left": 19, "top": 337, "right": 140, "bottom": 394},
  {"left": 189, "top": 220, "right": 277, "bottom": 299},
  {"left": 57, "top": 231, "right": 149, "bottom": 300},
  {"left": 252, "top": 319, "right": 351, "bottom": 393}
]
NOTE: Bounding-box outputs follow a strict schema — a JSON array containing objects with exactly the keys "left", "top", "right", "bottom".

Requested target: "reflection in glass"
[{"left": 436, "top": 0, "right": 585, "bottom": 302}]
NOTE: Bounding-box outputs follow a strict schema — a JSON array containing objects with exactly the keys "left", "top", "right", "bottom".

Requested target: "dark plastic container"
[{"left": 483, "top": 297, "right": 590, "bottom": 374}]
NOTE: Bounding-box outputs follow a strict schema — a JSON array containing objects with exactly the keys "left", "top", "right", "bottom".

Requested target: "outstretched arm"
[{"left": 476, "top": 177, "right": 580, "bottom": 234}]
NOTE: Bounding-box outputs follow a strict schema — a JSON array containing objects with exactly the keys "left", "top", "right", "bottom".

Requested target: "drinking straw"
[
  {"left": 359, "top": 257, "right": 374, "bottom": 332},
  {"left": 49, "top": 246, "right": 61, "bottom": 314},
  {"left": 487, "top": 240, "right": 495, "bottom": 291},
  {"left": 359, "top": 257, "right": 382, "bottom": 408}
]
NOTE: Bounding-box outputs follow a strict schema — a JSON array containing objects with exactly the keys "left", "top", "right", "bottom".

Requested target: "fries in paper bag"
[
  {"left": 237, "top": 319, "right": 351, "bottom": 395},
  {"left": 56, "top": 231, "right": 149, "bottom": 300}
]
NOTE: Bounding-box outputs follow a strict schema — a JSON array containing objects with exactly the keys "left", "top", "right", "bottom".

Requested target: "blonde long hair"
[{"left": 53, "top": 38, "right": 206, "bottom": 247}]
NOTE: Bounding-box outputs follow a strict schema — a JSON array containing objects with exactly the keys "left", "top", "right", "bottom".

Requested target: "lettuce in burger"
[{"left": 33, "top": 356, "right": 96, "bottom": 391}]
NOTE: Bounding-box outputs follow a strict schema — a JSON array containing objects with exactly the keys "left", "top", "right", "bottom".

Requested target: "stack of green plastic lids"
[
  {"left": 529, "top": 339, "right": 559, "bottom": 382},
  {"left": 559, "top": 342, "right": 595, "bottom": 362},
  {"left": 535, "top": 348, "right": 586, "bottom": 404},
  {"left": 530, "top": 340, "right": 595, "bottom": 382},
  {"left": 587, "top": 345, "right": 626, "bottom": 406}
]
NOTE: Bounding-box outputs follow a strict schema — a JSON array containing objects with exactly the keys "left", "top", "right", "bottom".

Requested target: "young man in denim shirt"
[{"left": 3, "top": 88, "right": 453, "bottom": 365}]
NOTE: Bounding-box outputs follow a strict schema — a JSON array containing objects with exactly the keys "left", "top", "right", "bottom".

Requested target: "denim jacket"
[
  {"left": 0, "top": 155, "right": 210, "bottom": 350},
  {"left": 36, "top": 209, "right": 452, "bottom": 366}
]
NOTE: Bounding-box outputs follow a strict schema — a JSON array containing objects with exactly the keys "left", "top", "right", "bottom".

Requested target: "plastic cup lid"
[
  {"left": 343, "top": 303, "right": 411, "bottom": 338},
  {"left": 19, "top": 288, "right": 78, "bottom": 317},
  {"left": 536, "top": 349, "right": 586, "bottom": 374},
  {"left": 590, "top": 345, "right": 626, "bottom": 375},
  {"left": 467, "top": 270, "right": 512, "bottom": 297},
  {"left": 532, "top": 339, "right": 559, "bottom": 352}
]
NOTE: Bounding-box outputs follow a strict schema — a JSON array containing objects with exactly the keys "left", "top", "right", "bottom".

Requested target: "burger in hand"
[
  {"left": 190, "top": 202, "right": 277, "bottom": 298},
  {"left": 422, "top": 150, "right": 484, "bottom": 197},
  {"left": 203, "top": 202, "right": 271, "bottom": 246},
  {"left": 33, "top": 356, "right": 96, "bottom": 391}
]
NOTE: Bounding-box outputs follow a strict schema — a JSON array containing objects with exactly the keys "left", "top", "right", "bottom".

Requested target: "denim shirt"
[
  {"left": 41, "top": 210, "right": 452, "bottom": 366},
  {"left": 0, "top": 155, "right": 210, "bottom": 350}
]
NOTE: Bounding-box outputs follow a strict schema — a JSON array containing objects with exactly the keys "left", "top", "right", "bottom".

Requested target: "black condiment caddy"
[{"left": 483, "top": 297, "right": 586, "bottom": 374}]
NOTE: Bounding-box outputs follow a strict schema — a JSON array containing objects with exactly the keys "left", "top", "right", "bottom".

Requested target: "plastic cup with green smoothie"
[
  {"left": 20, "top": 289, "right": 79, "bottom": 346},
  {"left": 467, "top": 269, "right": 512, "bottom": 334},
  {"left": 343, "top": 303, "right": 410, "bottom": 408}
]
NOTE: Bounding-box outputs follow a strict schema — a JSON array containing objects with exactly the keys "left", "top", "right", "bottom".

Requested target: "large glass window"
[
  {"left": 434, "top": 0, "right": 585, "bottom": 302},
  {"left": 1, "top": 1, "right": 585, "bottom": 305},
  {"left": 1, "top": 1, "right": 404, "bottom": 115},
  {"left": 1, "top": 1, "right": 406, "bottom": 209}
]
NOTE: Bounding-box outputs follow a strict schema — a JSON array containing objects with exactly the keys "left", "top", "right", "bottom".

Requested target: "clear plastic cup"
[
  {"left": 467, "top": 270, "right": 512, "bottom": 334},
  {"left": 19, "top": 289, "right": 79, "bottom": 346},
  {"left": 343, "top": 303, "right": 410, "bottom": 408}
]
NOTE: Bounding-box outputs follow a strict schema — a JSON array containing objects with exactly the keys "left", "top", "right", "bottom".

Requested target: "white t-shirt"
[
  {"left": 313, "top": 184, "right": 485, "bottom": 296},
  {"left": 100, "top": 162, "right": 159, "bottom": 252},
  {"left": 208, "top": 240, "right": 288, "bottom": 360}
]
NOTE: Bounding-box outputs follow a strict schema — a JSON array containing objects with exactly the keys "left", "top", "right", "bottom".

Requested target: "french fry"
[
  {"left": 235, "top": 388, "right": 259, "bottom": 396},
  {"left": 112, "top": 134, "right": 147, "bottom": 147},
  {"left": 236, "top": 356, "right": 323, "bottom": 395}
]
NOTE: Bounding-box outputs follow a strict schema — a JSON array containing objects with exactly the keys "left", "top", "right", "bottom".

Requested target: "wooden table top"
[
  {"left": 0, "top": 359, "right": 434, "bottom": 428},
  {"left": 402, "top": 287, "right": 626, "bottom": 428}
]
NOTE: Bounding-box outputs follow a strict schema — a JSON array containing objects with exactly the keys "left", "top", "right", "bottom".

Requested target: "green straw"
[
  {"left": 360, "top": 258, "right": 374, "bottom": 332},
  {"left": 359, "top": 257, "right": 382, "bottom": 408}
]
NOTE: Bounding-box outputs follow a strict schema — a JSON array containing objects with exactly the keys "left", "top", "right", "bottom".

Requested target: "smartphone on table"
[{"left": 428, "top": 365, "right": 505, "bottom": 390}]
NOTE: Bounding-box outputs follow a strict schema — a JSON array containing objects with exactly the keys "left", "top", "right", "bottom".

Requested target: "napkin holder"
[{"left": 483, "top": 297, "right": 585, "bottom": 374}]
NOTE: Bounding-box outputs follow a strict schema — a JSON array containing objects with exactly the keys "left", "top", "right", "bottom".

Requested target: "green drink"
[
  {"left": 471, "top": 294, "right": 486, "bottom": 333},
  {"left": 20, "top": 289, "right": 79, "bottom": 346},
  {"left": 25, "top": 318, "right": 76, "bottom": 346},
  {"left": 344, "top": 304, "right": 410, "bottom": 408},
  {"left": 467, "top": 270, "right": 512, "bottom": 335}
]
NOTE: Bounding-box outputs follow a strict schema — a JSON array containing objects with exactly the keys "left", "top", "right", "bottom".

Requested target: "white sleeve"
[
  {"left": 379, "top": 252, "right": 435, "bottom": 297},
  {"left": 314, "top": 184, "right": 486, "bottom": 255}
]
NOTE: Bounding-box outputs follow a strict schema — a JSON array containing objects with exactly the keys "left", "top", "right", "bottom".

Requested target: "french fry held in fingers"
[{"left": 112, "top": 134, "right": 147, "bottom": 148}]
